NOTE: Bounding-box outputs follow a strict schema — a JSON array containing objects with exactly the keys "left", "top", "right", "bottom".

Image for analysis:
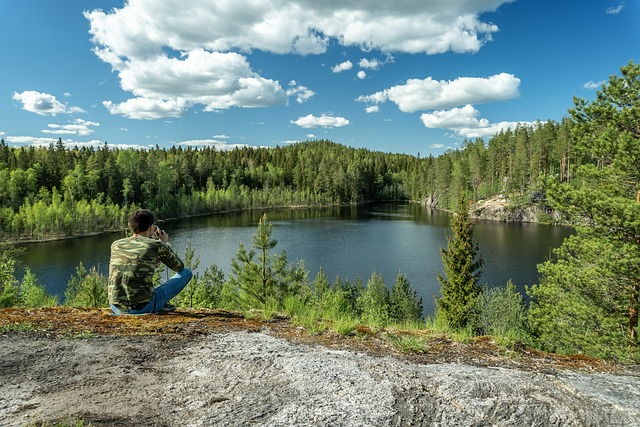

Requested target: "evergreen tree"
[
  {"left": 435, "top": 193, "right": 484, "bottom": 329},
  {"left": 357, "top": 272, "right": 390, "bottom": 327},
  {"left": 176, "top": 240, "right": 201, "bottom": 308},
  {"left": 331, "top": 276, "right": 362, "bottom": 318},
  {"left": 390, "top": 273, "right": 423, "bottom": 323},
  {"left": 191, "top": 264, "right": 226, "bottom": 309},
  {"left": 19, "top": 267, "right": 58, "bottom": 307},
  {"left": 0, "top": 244, "right": 21, "bottom": 307},
  {"left": 229, "top": 213, "right": 306, "bottom": 311},
  {"left": 64, "top": 262, "right": 108, "bottom": 307},
  {"left": 529, "top": 61, "right": 640, "bottom": 358},
  {"left": 530, "top": 235, "right": 635, "bottom": 359},
  {"left": 0, "top": 134, "right": 582, "bottom": 241}
]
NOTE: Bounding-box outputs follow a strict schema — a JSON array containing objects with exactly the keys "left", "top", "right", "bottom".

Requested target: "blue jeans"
[{"left": 110, "top": 268, "right": 193, "bottom": 315}]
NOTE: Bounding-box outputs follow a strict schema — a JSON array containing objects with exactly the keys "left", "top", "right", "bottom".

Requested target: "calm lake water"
[{"left": 17, "top": 203, "right": 573, "bottom": 315}]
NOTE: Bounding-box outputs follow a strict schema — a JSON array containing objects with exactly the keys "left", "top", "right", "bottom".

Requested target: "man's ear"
[{"left": 144, "top": 224, "right": 155, "bottom": 236}]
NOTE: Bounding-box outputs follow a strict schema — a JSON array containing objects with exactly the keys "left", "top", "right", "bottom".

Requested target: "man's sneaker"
[{"left": 159, "top": 303, "right": 177, "bottom": 313}]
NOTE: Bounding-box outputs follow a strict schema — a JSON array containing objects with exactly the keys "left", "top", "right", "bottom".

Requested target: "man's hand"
[
  {"left": 155, "top": 226, "right": 169, "bottom": 244},
  {"left": 153, "top": 225, "right": 169, "bottom": 244}
]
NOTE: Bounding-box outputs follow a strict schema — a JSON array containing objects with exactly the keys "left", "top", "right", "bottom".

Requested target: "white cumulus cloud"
[
  {"left": 359, "top": 58, "right": 381, "bottom": 70},
  {"left": 103, "top": 98, "right": 188, "bottom": 120},
  {"left": 84, "top": 0, "right": 511, "bottom": 119},
  {"left": 291, "top": 114, "right": 350, "bottom": 128},
  {"left": 12, "top": 91, "right": 85, "bottom": 116},
  {"left": 332, "top": 60, "right": 353, "bottom": 73},
  {"left": 357, "top": 73, "right": 521, "bottom": 113},
  {"left": 420, "top": 104, "right": 535, "bottom": 138},
  {"left": 287, "top": 82, "right": 315, "bottom": 103},
  {"left": 42, "top": 119, "right": 100, "bottom": 136}
]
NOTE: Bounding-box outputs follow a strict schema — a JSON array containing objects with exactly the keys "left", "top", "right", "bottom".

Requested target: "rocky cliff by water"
[{"left": 424, "top": 195, "right": 564, "bottom": 224}]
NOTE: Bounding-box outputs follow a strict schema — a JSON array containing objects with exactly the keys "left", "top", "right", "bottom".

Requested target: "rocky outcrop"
[
  {"left": 422, "top": 195, "right": 563, "bottom": 224},
  {"left": 423, "top": 194, "right": 439, "bottom": 208},
  {"left": 470, "top": 197, "right": 562, "bottom": 223},
  {"left": 2, "top": 332, "right": 639, "bottom": 427}
]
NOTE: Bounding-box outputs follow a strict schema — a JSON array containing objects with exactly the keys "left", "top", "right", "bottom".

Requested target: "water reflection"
[{"left": 17, "top": 203, "right": 573, "bottom": 316}]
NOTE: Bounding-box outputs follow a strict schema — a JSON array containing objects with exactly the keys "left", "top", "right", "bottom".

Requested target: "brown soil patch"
[{"left": 0, "top": 306, "right": 626, "bottom": 375}]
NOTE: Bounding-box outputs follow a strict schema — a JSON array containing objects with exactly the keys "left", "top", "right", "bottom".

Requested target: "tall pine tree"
[
  {"left": 435, "top": 193, "right": 484, "bottom": 329},
  {"left": 528, "top": 61, "right": 640, "bottom": 360}
]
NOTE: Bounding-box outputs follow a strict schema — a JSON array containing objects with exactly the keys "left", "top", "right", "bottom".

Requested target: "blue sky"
[{"left": 1, "top": 0, "right": 637, "bottom": 156}]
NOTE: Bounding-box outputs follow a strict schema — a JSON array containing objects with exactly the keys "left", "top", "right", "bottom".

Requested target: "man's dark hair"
[{"left": 129, "top": 209, "right": 155, "bottom": 234}]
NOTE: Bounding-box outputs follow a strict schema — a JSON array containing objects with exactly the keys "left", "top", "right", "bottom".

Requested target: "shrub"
[
  {"left": 19, "top": 267, "right": 58, "bottom": 307},
  {"left": 358, "top": 273, "right": 390, "bottom": 328},
  {"left": 176, "top": 240, "right": 201, "bottom": 308},
  {"left": 0, "top": 244, "right": 21, "bottom": 307},
  {"left": 190, "top": 264, "right": 226, "bottom": 309},
  {"left": 390, "top": 273, "right": 423, "bottom": 323},
  {"left": 0, "top": 279, "right": 19, "bottom": 308},
  {"left": 475, "top": 280, "right": 529, "bottom": 342},
  {"left": 64, "top": 262, "right": 108, "bottom": 308}
]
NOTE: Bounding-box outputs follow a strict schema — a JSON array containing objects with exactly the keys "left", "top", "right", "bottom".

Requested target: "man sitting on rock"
[{"left": 108, "top": 209, "right": 192, "bottom": 315}]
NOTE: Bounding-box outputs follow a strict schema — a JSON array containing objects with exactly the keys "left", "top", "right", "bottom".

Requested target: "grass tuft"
[
  {"left": 386, "top": 334, "right": 429, "bottom": 354},
  {"left": 25, "top": 417, "right": 92, "bottom": 427},
  {"left": 330, "top": 316, "right": 359, "bottom": 336},
  {"left": 0, "top": 322, "right": 39, "bottom": 333}
]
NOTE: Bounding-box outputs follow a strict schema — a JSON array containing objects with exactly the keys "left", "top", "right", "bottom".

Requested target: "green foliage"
[
  {"left": 293, "top": 308, "right": 327, "bottom": 334},
  {"left": 424, "top": 312, "right": 451, "bottom": 333},
  {"left": 190, "top": 264, "right": 226, "bottom": 309},
  {"left": 358, "top": 273, "right": 390, "bottom": 328},
  {"left": 529, "top": 61, "right": 640, "bottom": 361},
  {"left": 386, "top": 334, "right": 428, "bottom": 353},
  {"left": 0, "top": 322, "right": 39, "bottom": 333},
  {"left": 474, "top": 281, "right": 528, "bottom": 343},
  {"left": 307, "top": 270, "right": 360, "bottom": 320},
  {"left": 529, "top": 235, "right": 638, "bottom": 361},
  {"left": 229, "top": 214, "right": 308, "bottom": 312},
  {"left": 176, "top": 240, "right": 201, "bottom": 308},
  {"left": 283, "top": 293, "right": 310, "bottom": 318},
  {"left": 259, "top": 298, "right": 281, "bottom": 320},
  {"left": 330, "top": 315, "right": 359, "bottom": 336},
  {"left": 64, "top": 262, "right": 108, "bottom": 308},
  {"left": 390, "top": 273, "right": 423, "bottom": 323},
  {"left": 435, "top": 193, "right": 484, "bottom": 330},
  {"left": 217, "top": 280, "right": 239, "bottom": 310},
  {"left": 19, "top": 267, "right": 58, "bottom": 307},
  {"left": 0, "top": 247, "right": 20, "bottom": 308},
  {"left": 0, "top": 280, "right": 19, "bottom": 308},
  {"left": 330, "top": 276, "right": 363, "bottom": 318}
]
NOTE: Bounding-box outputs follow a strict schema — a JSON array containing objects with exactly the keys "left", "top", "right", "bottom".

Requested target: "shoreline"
[
  {"left": 3, "top": 202, "right": 364, "bottom": 245},
  {"left": 4, "top": 199, "right": 569, "bottom": 246}
]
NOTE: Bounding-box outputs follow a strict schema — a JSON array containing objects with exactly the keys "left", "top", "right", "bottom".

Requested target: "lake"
[{"left": 17, "top": 203, "right": 573, "bottom": 315}]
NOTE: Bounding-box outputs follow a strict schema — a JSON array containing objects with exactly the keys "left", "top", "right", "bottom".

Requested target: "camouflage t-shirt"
[{"left": 108, "top": 235, "right": 185, "bottom": 306}]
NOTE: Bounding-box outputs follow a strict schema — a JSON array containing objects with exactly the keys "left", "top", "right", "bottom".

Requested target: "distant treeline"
[{"left": 0, "top": 118, "right": 578, "bottom": 240}]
